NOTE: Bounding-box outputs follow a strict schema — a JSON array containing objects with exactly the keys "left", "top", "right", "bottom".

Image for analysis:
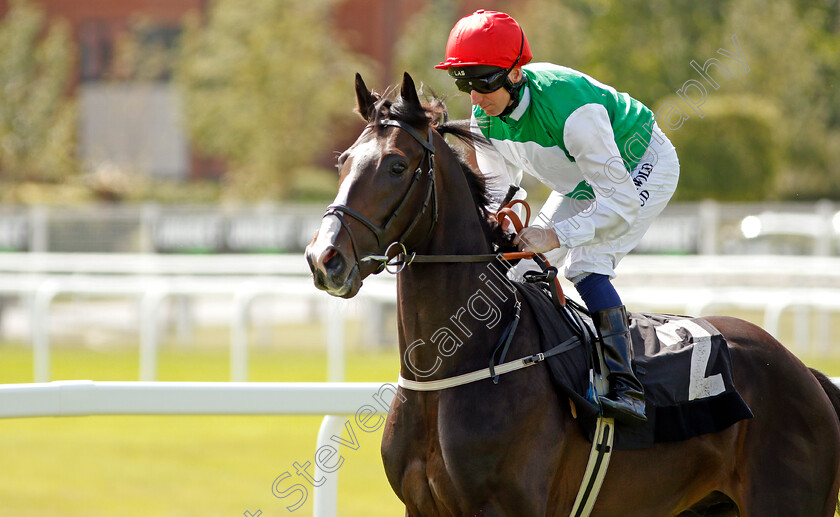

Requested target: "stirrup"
[{"left": 599, "top": 395, "right": 647, "bottom": 426}]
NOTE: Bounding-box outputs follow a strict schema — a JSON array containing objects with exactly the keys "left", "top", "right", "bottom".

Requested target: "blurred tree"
[
  {"left": 721, "top": 0, "right": 840, "bottom": 199},
  {"left": 0, "top": 0, "right": 78, "bottom": 183},
  {"left": 557, "top": 0, "right": 731, "bottom": 107},
  {"left": 111, "top": 17, "right": 181, "bottom": 82},
  {"left": 392, "top": 0, "right": 468, "bottom": 120},
  {"left": 658, "top": 94, "right": 782, "bottom": 201},
  {"left": 174, "top": 0, "right": 373, "bottom": 200},
  {"left": 510, "top": 0, "right": 589, "bottom": 73},
  {"left": 569, "top": 0, "right": 840, "bottom": 200}
]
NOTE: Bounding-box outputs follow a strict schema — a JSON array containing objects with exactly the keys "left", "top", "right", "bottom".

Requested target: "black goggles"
[{"left": 454, "top": 68, "right": 510, "bottom": 94}]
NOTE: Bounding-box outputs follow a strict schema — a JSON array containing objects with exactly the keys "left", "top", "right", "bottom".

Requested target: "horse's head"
[{"left": 306, "top": 72, "right": 443, "bottom": 298}]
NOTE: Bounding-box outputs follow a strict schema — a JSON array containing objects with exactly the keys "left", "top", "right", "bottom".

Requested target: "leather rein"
[
  {"left": 321, "top": 119, "right": 565, "bottom": 304},
  {"left": 326, "top": 118, "right": 610, "bottom": 517}
]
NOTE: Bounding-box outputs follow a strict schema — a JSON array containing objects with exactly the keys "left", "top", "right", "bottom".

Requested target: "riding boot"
[{"left": 593, "top": 305, "right": 647, "bottom": 426}]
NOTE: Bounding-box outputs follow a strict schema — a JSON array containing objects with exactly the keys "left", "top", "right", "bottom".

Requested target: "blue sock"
[{"left": 575, "top": 273, "right": 622, "bottom": 313}]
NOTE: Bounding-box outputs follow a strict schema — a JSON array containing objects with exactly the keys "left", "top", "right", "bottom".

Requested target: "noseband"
[{"left": 323, "top": 119, "right": 438, "bottom": 274}]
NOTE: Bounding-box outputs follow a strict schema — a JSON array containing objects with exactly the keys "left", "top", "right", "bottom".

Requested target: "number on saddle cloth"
[{"left": 601, "top": 314, "right": 754, "bottom": 449}]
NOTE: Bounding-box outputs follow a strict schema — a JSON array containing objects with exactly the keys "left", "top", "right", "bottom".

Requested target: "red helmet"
[{"left": 436, "top": 10, "right": 532, "bottom": 70}]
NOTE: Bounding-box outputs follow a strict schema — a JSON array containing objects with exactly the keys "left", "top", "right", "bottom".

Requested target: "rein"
[
  {"left": 321, "top": 118, "right": 565, "bottom": 306},
  {"left": 374, "top": 196, "right": 567, "bottom": 307},
  {"left": 322, "top": 117, "right": 572, "bottom": 387}
]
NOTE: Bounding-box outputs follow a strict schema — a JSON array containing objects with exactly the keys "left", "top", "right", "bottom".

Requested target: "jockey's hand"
[{"left": 514, "top": 227, "right": 560, "bottom": 253}]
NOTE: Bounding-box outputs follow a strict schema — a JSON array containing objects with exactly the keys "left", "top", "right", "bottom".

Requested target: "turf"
[
  {"left": 0, "top": 319, "right": 838, "bottom": 517},
  {"left": 0, "top": 324, "right": 404, "bottom": 517}
]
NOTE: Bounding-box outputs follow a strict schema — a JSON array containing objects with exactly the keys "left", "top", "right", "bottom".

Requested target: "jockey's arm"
[{"left": 546, "top": 104, "right": 640, "bottom": 249}]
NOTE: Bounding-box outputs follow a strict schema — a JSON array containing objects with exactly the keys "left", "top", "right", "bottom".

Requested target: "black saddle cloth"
[{"left": 513, "top": 282, "right": 753, "bottom": 450}]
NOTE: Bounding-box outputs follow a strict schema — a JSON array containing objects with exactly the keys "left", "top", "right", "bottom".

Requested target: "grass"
[
  {"left": 1, "top": 317, "right": 839, "bottom": 517},
  {"left": 0, "top": 321, "right": 403, "bottom": 517}
]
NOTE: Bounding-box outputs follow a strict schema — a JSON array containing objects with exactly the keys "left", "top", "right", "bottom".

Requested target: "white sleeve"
[
  {"left": 470, "top": 114, "right": 527, "bottom": 213},
  {"left": 551, "top": 103, "right": 640, "bottom": 248}
]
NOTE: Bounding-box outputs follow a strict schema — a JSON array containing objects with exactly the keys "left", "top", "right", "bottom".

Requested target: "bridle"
[
  {"left": 320, "top": 118, "right": 566, "bottom": 306},
  {"left": 322, "top": 115, "right": 583, "bottom": 396},
  {"left": 323, "top": 119, "right": 438, "bottom": 274}
]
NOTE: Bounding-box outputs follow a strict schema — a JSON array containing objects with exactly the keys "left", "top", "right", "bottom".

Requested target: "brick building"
[
  {"left": 0, "top": 0, "right": 497, "bottom": 180},
  {"left": 0, "top": 0, "right": 440, "bottom": 86}
]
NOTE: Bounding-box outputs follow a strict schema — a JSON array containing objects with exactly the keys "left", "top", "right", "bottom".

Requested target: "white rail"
[
  {"left": 1, "top": 252, "right": 839, "bottom": 284},
  {"left": 0, "top": 273, "right": 396, "bottom": 383},
  {"left": 3, "top": 254, "right": 840, "bottom": 383},
  {"left": 0, "top": 380, "right": 388, "bottom": 417},
  {"left": 0, "top": 252, "right": 311, "bottom": 276},
  {"left": 0, "top": 380, "right": 398, "bottom": 517},
  {"left": 615, "top": 254, "right": 840, "bottom": 285},
  {"left": 1, "top": 378, "right": 838, "bottom": 516}
]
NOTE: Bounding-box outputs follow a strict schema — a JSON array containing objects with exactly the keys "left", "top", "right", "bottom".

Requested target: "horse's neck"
[{"left": 396, "top": 150, "right": 517, "bottom": 380}]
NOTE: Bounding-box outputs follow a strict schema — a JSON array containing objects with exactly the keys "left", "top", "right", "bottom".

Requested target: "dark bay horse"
[{"left": 305, "top": 72, "right": 840, "bottom": 516}]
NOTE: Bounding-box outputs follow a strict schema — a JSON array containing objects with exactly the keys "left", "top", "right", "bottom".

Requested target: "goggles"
[{"left": 454, "top": 68, "right": 511, "bottom": 94}]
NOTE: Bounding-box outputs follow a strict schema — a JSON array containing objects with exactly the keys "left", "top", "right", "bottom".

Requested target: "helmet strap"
[
  {"left": 496, "top": 28, "right": 526, "bottom": 119},
  {"left": 498, "top": 77, "right": 526, "bottom": 119}
]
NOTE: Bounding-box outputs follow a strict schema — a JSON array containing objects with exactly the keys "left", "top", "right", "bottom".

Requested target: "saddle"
[{"left": 513, "top": 281, "right": 754, "bottom": 450}]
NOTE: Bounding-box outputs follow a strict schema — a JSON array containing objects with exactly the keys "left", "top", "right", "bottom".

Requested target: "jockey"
[{"left": 437, "top": 10, "right": 680, "bottom": 426}]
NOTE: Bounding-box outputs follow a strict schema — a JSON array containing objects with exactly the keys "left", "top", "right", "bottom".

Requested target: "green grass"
[
  {"left": 1, "top": 317, "right": 838, "bottom": 517},
  {"left": 0, "top": 322, "right": 403, "bottom": 517}
]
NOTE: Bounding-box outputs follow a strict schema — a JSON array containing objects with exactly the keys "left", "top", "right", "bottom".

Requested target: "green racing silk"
[{"left": 470, "top": 63, "right": 657, "bottom": 248}]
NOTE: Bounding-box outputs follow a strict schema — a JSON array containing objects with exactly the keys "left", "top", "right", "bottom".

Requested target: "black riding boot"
[{"left": 594, "top": 305, "right": 647, "bottom": 426}]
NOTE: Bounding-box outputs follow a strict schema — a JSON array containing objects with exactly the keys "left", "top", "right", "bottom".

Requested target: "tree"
[
  {"left": 111, "top": 17, "right": 182, "bottom": 83},
  {"left": 392, "top": 0, "right": 840, "bottom": 201},
  {"left": 391, "top": 0, "right": 469, "bottom": 120},
  {"left": 0, "top": 0, "right": 77, "bottom": 183},
  {"left": 658, "top": 94, "right": 782, "bottom": 201},
  {"left": 719, "top": 0, "right": 840, "bottom": 199},
  {"left": 510, "top": 0, "right": 590, "bottom": 74},
  {"left": 174, "top": 0, "right": 374, "bottom": 200}
]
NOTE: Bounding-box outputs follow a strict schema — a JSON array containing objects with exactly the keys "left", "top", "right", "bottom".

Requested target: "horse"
[{"left": 305, "top": 72, "right": 840, "bottom": 516}]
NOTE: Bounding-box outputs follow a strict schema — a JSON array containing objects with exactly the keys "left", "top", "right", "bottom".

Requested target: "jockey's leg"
[{"left": 575, "top": 273, "right": 647, "bottom": 426}]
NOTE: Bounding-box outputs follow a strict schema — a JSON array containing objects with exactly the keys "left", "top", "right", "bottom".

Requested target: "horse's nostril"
[
  {"left": 321, "top": 247, "right": 337, "bottom": 264},
  {"left": 321, "top": 247, "right": 344, "bottom": 275}
]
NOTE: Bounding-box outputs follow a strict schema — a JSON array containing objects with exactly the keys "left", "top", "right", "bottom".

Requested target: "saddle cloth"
[{"left": 514, "top": 282, "right": 754, "bottom": 450}]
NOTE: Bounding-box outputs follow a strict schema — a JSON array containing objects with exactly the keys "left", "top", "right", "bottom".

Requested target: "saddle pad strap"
[
  {"left": 569, "top": 417, "right": 615, "bottom": 517},
  {"left": 398, "top": 356, "right": 538, "bottom": 391},
  {"left": 398, "top": 335, "right": 581, "bottom": 391}
]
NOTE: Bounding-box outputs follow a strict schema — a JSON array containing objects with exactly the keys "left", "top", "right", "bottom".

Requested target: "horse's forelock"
[
  {"left": 384, "top": 96, "right": 430, "bottom": 129},
  {"left": 369, "top": 84, "right": 446, "bottom": 129},
  {"left": 371, "top": 98, "right": 391, "bottom": 127}
]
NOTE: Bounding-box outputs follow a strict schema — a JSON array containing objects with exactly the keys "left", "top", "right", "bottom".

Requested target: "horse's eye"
[{"left": 390, "top": 162, "right": 408, "bottom": 175}]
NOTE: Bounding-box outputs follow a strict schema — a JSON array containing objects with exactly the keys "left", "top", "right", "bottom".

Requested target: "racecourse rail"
[
  {"left": 2, "top": 254, "right": 840, "bottom": 383},
  {"left": 3, "top": 254, "right": 840, "bottom": 515},
  {"left": 1, "top": 378, "right": 840, "bottom": 517},
  {"left": 0, "top": 380, "right": 391, "bottom": 517}
]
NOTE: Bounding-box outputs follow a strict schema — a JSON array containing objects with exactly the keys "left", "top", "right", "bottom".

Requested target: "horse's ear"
[
  {"left": 355, "top": 73, "right": 375, "bottom": 122},
  {"left": 400, "top": 72, "right": 421, "bottom": 108}
]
